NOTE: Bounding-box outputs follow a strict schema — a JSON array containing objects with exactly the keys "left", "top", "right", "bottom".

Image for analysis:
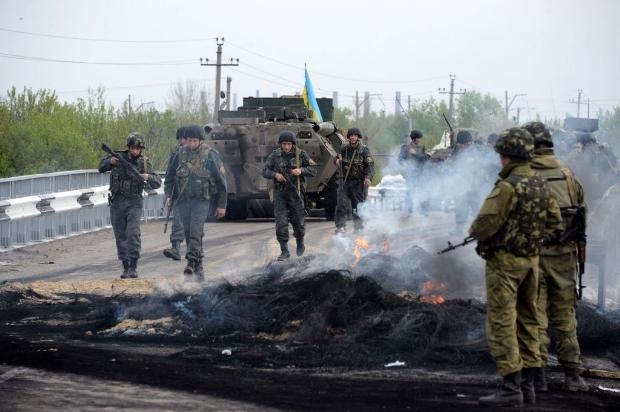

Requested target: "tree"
[
  {"left": 455, "top": 91, "right": 508, "bottom": 136},
  {"left": 165, "top": 81, "right": 211, "bottom": 124}
]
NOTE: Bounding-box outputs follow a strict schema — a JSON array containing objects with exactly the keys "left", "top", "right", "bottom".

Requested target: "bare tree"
[{"left": 165, "top": 81, "right": 211, "bottom": 124}]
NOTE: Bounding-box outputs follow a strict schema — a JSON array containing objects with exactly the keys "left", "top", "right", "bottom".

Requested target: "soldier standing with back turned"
[
  {"left": 469, "top": 128, "right": 562, "bottom": 407},
  {"left": 164, "top": 124, "right": 227, "bottom": 281},
  {"left": 334, "top": 127, "right": 374, "bottom": 233},
  {"left": 524, "top": 121, "right": 589, "bottom": 393},
  {"left": 98, "top": 132, "right": 161, "bottom": 279},
  {"left": 262, "top": 131, "right": 316, "bottom": 261}
]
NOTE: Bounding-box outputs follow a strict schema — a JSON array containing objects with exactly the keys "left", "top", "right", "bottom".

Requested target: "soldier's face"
[
  {"left": 348, "top": 134, "right": 360, "bottom": 145},
  {"left": 187, "top": 138, "right": 201, "bottom": 150},
  {"left": 281, "top": 141, "right": 293, "bottom": 153},
  {"left": 128, "top": 145, "right": 142, "bottom": 158}
]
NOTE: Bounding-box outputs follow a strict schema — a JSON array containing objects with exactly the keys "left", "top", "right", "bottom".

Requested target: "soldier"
[
  {"left": 98, "top": 132, "right": 161, "bottom": 279},
  {"left": 162, "top": 126, "right": 188, "bottom": 261},
  {"left": 334, "top": 127, "right": 375, "bottom": 233},
  {"left": 164, "top": 124, "right": 227, "bottom": 280},
  {"left": 524, "top": 121, "right": 589, "bottom": 393},
  {"left": 450, "top": 130, "right": 480, "bottom": 235},
  {"left": 262, "top": 131, "right": 316, "bottom": 261},
  {"left": 469, "top": 128, "right": 562, "bottom": 407},
  {"left": 398, "top": 129, "right": 430, "bottom": 216}
]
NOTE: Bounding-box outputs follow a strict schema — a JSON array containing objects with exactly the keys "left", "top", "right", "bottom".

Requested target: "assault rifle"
[
  {"left": 101, "top": 143, "right": 145, "bottom": 182},
  {"left": 558, "top": 205, "right": 587, "bottom": 299},
  {"left": 163, "top": 200, "right": 173, "bottom": 234},
  {"left": 442, "top": 113, "right": 454, "bottom": 132},
  {"left": 276, "top": 165, "right": 310, "bottom": 216},
  {"left": 437, "top": 236, "right": 475, "bottom": 255}
]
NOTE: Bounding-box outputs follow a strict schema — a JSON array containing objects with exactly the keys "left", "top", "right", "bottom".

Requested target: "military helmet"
[
  {"left": 126, "top": 132, "right": 146, "bottom": 148},
  {"left": 456, "top": 130, "right": 472, "bottom": 144},
  {"left": 183, "top": 124, "right": 206, "bottom": 140},
  {"left": 494, "top": 127, "right": 534, "bottom": 160},
  {"left": 278, "top": 130, "right": 296, "bottom": 144},
  {"left": 175, "top": 126, "right": 186, "bottom": 140},
  {"left": 409, "top": 129, "right": 423, "bottom": 140},
  {"left": 522, "top": 121, "right": 553, "bottom": 147},
  {"left": 487, "top": 133, "right": 499, "bottom": 146},
  {"left": 347, "top": 127, "right": 362, "bottom": 138}
]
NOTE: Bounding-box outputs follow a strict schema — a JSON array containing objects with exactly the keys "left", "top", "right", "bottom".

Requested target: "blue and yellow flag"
[{"left": 302, "top": 66, "right": 323, "bottom": 122}]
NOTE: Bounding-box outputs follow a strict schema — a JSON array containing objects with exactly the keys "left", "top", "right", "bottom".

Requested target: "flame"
[
  {"left": 420, "top": 281, "right": 446, "bottom": 304},
  {"left": 351, "top": 236, "right": 370, "bottom": 269}
]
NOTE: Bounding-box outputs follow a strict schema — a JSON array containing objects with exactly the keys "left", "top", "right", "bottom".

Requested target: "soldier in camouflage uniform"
[
  {"left": 469, "top": 128, "right": 562, "bottom": 407},
  {"left": 334, "top": 127, "right": 374, "bottom": 233},
  {"left": 164, "top": 124, "right": 227, "bottom": 280},
  {"left": 398, "top": 129, "right": 430, "bottom": 216},
  {"left": 262, "top": 131, "right": 316, "bottom": 261},
  {"left": 162, "top": 126, "right": 188, "bottom": 261},
  {"left": 524, "top": 121, "right": 589, "bottom": 393},
  {"left": 98, "top": 132, "right": 161, "bottom": 279}
]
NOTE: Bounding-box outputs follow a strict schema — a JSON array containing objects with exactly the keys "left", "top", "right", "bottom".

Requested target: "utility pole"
[
  {"left": 355, "top": 90, "right": 359, "bottom": 122},
  {"left": 504, "top": 91, "right": 526, "bottom": 117},
  {"left": 200, "top": 37, "right": 239, "bottom": 123},
  {"left": 226, "top": 76, "right": 232, "bottom": 111},
  {"left": 438, "top": 74, "right": 465, "bottom": 122},
  {"left": 569, "top": 89, "right": 585, "bottom": 118}
]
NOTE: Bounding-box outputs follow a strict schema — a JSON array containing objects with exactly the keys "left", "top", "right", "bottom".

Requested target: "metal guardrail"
[{"left": 0, "top": 170, "right": 165, "bottom": 250}]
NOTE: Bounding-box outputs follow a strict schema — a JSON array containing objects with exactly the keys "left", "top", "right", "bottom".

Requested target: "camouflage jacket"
[
  {"left": 165, "top": 143, "right": 228, "bottom": 209},
  {"left": 262, "top": 147, "right": 316, "bottom": 192},
  {"left": 98, "top": 150, "right": 161, "bottom": 198},
  {"left": 398, "top": 141, "right": 429, "bottom": 164},
  {"left": 469, "top": 161, "right": 562, "bottom": 259},
  {"left": 340, "top": 143, "right": 374, "bottom": 181},
  {"left": 531, "top": 148, "right": 586, "bottom": 256}
]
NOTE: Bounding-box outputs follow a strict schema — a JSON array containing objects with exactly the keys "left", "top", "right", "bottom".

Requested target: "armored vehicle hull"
[{"left": 208, "top": 97, "right": 346, "bottom": 219}]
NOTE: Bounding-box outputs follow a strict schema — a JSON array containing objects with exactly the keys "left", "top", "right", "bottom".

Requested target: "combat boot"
[
  {"left": 296, "top": 238, "right": 305, "bottom": 257},
  {"left": 163, "top": 241, "right": 181, "bottom": 260},
  {"left": 127, "top": 258, "right": 138, "bottom": 279},
  {"left": 194, "top": 260, "right": 205, "bottom": 281},
  {"left": 120, "top": 260, "right": 130, "bottom": 279},
  {"left": 183, "top": 260, "right": 195, "bottom": 277},
  {"left": 534, "top": 367, "right": 548, "bottom": 392},
  {"left": 277, "top": 242, "right": 290, "bottom": 261},
  {"left": 563, "top": 367, "right": 588, "bottom": 392},
  {"left": 521, "top": 367, "right": 537, "bottom": 404},
  {"left": 479, "top": 371, "right": 523, "bottom": 407}
]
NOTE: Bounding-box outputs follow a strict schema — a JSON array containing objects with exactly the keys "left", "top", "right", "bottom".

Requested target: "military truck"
[
  {"left": 428, "top": 128, "right": 480, "bottom": 161},
  {"left": 207, "top": 96, "right": 346, "bottom": 219}
]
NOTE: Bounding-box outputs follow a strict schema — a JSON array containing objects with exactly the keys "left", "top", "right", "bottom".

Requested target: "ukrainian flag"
[{"left": 302, "top": 66, "right": 323, "bottom": 122}]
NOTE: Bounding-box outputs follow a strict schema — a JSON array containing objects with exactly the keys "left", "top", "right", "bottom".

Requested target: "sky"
[{"left": 1, "top": 0, "right": 619, "bottom": 123}]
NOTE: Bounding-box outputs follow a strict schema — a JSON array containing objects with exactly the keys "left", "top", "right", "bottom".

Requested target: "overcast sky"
[{"left": 1, "top": 0, "right": 619, "bottom": 122}]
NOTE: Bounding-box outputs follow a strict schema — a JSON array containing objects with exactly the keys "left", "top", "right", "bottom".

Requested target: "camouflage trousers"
[
  {"left": 274, "top": 187, "right": 305, "bottom": 244},
  {"left": 176, "top": 198, "right": 210, "bottom": 262},
  {"left": 537, "top": 252, "right": 582, "bottom": 368},
  {"left": 109, "top": 196, "right": 143, "bottom": 261},
  {"left": 485, "top": 249, "right": 541, "bottom": 376},
  {"left": 335, "top": 179, "right": 365, "bottom": 231},
  {"left": 169, "top": 204, "right": 185, "bottom": 244}
]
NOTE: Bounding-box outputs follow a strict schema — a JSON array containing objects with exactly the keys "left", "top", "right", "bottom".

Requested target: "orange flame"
[
  {"left": 351, "top": 236, "right": 370, "bottom": 269},
  {"left": 420, "top": 281, "right": 446, "bottom": 304}
]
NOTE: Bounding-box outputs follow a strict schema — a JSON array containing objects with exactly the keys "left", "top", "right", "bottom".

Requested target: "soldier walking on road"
[
  {"left": 162, "top": 126, "right": 189, "bottom": 261},
  {"left": 524, "top": 121, "right": 589, "bottom": 393},
  {"left": 262, "top": 131, "right": 316, "bottom": 261},
  {"left": 469, "top": 128, "right": 562, "bottom": 407},
  {"left": 98, "top": 132, "right": 161, "bottom": 279},
  {"left": 164, "top": 124, "right": 227, "bottom": 281},
  {"left": 334, "top": 127, "right": 374, "bottom": 233}
]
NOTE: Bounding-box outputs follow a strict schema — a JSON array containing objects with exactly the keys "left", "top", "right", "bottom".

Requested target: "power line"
[
  {"left": 0, "top": 27, "right": 216, "bottom": 44},
  {"left": 0, "top": 51, "right": 196, "bottom": 66}
]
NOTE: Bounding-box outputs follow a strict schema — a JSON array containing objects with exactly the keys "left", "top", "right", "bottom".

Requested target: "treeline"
[
  {"left": 0, "top": 87, "right": 206, "bottom": 177},
  {"left": 1, "top": 86, "right": 619, "bottom": 178}
]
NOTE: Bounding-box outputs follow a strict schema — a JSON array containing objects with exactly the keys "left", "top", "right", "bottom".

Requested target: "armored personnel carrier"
[{"left": 207, "top": 96, "right": 346, "bottom": 219}]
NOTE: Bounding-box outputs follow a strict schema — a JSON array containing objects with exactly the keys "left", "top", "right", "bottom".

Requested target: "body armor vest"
[
  {"left": 342, "top": 145, "right": 366, "bottom": 180},
  {"left": 109, "top": 153, "right": 145, "bottom": 197},
  {"left": 176, "top": 145, "right": 215, "bottom": 200}
]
